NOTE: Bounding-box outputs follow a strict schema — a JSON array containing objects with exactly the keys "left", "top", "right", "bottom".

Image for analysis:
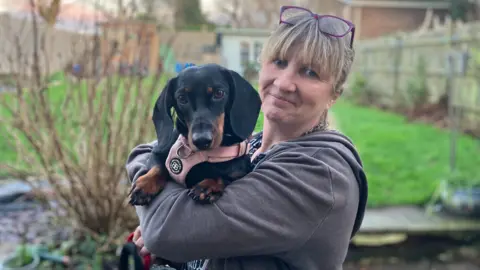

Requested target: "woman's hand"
[{"left": 133, "top": 226, "right": 153, "bottom": 257}]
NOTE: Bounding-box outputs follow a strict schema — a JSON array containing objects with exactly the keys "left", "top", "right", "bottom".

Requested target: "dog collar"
[{"left": 165, "top": 135, "right": 250, "bottom": 186}]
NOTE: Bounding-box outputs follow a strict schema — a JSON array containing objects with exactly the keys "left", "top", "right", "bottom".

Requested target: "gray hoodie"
[{"left": 126, "top": 130, "right": 368, "bottom": 270}]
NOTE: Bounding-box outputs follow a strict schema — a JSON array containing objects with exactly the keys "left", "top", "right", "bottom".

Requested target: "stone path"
[
  {"left": 0, "top": 245, "right": 15, "bottom": 262},
  {"left": 344, "top": 262, "right": 480, "bottom": 270},
  {"left": 359, "top": 206, "right": 480, "bottom": 234}
]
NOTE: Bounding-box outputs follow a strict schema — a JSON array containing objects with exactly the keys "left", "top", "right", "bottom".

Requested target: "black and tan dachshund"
[{"left": 128, "top": 63, "right": 262, "bottom": 206}]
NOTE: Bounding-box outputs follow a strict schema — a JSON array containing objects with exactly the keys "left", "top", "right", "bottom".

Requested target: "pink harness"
[{"left": 165, "top": 135, "right": 250, "bottom": 186}]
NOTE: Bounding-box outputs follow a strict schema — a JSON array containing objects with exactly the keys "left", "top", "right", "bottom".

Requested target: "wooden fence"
[
  {"left": 347, "top": 19, "right": 480, "bottom": 131},
  {"left": 0, "top": 14, "right": 96, "bottom": 77}
]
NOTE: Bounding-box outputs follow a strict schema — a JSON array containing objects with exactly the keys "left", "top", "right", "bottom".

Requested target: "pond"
[{"left": 0, "top": 180, "right": 71, "bottom": 261}]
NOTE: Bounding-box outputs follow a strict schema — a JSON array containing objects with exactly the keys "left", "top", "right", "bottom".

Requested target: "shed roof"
[
  {"left": 336, "top": 0, "right": 451, "bottom": 9},
  {"left": 215, "top": 27, "right": 272, "bottom": 37}
]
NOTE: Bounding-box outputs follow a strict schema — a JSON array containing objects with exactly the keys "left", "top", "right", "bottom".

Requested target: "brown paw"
[
  {"left": 128, "top": 166, "right": 166, "bottom": 206},
  {"left": 188, "top": 178, "right": 225, "bottom": 204}
]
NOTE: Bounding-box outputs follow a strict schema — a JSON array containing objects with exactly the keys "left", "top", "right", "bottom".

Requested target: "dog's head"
[{"left": 152, "top": 64, "right": 261, "bottom": 152}]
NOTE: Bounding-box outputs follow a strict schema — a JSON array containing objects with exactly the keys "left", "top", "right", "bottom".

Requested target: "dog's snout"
[
  {"left": 191, "top": 120, "right": 215, "bottom": 150},
  {"left": 192, "top": 131, "right": 213, "bottom": 150}
]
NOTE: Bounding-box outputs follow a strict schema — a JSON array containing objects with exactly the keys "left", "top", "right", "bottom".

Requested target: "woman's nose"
[{"left": 273, "top": 70, "right": 296, "bottom": 92}]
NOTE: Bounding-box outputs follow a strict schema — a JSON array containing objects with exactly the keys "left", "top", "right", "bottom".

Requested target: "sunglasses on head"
[{"left": 279, "top": 5, "right": 356, "bottom": 48}]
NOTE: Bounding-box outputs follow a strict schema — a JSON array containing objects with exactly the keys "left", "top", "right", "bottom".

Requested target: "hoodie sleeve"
[
  {"left": 125, "top": 140, "right": 157, "bottom": 184},
  {"left": 127, "top": 141, "right": 356, "bottom": 263}
]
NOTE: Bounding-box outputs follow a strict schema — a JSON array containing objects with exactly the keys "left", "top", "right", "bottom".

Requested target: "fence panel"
[{"left": 349, "top": 21, "right": 480, "bottom": 132}]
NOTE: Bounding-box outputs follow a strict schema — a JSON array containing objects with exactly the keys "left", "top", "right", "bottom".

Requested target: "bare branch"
[
  {"left": 211, "top": 0, "right": 288, "bottom": 28},
  {"left": 0, "top": 3, "right": 175, "bottom": 241}
]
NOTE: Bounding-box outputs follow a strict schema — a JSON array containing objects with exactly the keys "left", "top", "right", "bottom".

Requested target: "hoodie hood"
[
  {"left": 254, "top": 130, "right": 368, "bottom": 238},
  {"left": 306, "top": 130, "right": 368, "bottom": 238}
]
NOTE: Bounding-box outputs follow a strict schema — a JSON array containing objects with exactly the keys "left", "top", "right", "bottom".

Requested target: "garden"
[
  {"left": 3, "top": 69, "right": 480, "bottom": 268},
  {"left": 1, "top": 7, "right": 480, "bottom": 269},
  {"left": 332, "top": 99, "right": 479, "bottom": 207},
  {"left": 1, "top": 60, "right": 480, "bottom": 269},
  {"left": 336, "top": 40, "right": 480, "bottom": 211},
  {"left": 0, "top": 70, "right": 163, "bottom": 268}
]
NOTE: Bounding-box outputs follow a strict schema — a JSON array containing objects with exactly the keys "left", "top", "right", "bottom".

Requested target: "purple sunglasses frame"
[{"left": 279, "top": 5, "right": 356, "bottom": 48}]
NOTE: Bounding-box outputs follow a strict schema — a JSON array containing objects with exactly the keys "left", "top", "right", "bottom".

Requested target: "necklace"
[
  {"left": 250, "top": 122, "right": 327, "bottom": 164},
  {"left": 301, "top": 122, "right": 328, "bottom": 136}
]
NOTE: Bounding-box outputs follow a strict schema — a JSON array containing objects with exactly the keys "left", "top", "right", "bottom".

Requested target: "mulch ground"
[{"left": 344, "top": 262, "right": 480, "bottom": 270}]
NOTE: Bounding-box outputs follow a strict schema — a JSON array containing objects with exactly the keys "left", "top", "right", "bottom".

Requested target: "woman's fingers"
[
  {"left": 134, "top": 235, "right": 144, "bottom": 249},
  {"left": 139, "top": 246, "right": 151, "bottom": 257},
  {"left": 132, "top": 225, "right": 152, "bottom": 257},
  {"left": 137, "top": 238, "right": 153, "bottom": 258},
  {"left": 133, "top": 226, "right": 142, "bottom": 242}
]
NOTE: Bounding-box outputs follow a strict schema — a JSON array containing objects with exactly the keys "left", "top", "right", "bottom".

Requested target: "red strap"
[{"left": 126, "top": 232, "right": 152, "bottom": 270}]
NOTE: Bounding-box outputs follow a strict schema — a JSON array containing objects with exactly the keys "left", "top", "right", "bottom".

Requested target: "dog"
[{"left": 128, "top": 63, "right": 262, "bottom": 206}]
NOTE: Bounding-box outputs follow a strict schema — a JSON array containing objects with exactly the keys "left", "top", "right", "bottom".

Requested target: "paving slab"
[
  {"left": 359, "top": 206, "right": 480, "bottom": 234},
  {"left": 0, "top": 243, "right": 16, "bottom": 263},
  {"left": 344, "top": 262, "right": 480, "bottom": 270}
]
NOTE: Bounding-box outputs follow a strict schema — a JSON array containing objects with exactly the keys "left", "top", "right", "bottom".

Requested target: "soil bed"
[{"left": 345, "top": 234, "right": 480, "bottom": 269}]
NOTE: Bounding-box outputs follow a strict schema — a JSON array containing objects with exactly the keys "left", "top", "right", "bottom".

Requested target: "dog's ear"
[
  {"left": 223, "top": 69, "right": 262, "bottom": 140},
  {"left": 152, "top": 77, "right": 177, "bottom": 151}
]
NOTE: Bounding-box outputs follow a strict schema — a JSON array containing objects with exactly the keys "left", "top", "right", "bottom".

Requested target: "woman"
[{"left": 127, "top": 6, "right": 368, "bottom": 270}]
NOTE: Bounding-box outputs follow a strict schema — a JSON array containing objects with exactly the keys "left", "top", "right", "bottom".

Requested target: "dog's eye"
[
  {"left": 213, "top": 90, "right": 225, "bottom": 100},
  {"left": 177, "top": 94, "right": 188, "bottom": 104}
]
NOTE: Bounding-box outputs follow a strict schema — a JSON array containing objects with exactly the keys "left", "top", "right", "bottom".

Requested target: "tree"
[
  {"left": 0, "top": 0, "right": 175, "bottom": 245},
  {"left": 34, "top": 0, "right": 62, "bottom": 27},
  {"left": 211, "top": 0, "right": 342, "bottom": 28},
  {"left": 174, "top": 0, "right": 209, "bottom": 29},
  {"left": 137, "top": 0, "right": 158, "bottom": 22},
  {"left": 212, "top": 0, "right": 298, "bottom": 28},
  {"left": 450, "top": 0, "right": 471, "bottom": 21}
]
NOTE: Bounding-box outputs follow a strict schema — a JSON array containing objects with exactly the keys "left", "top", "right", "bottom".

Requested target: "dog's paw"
[
  {"left": 128, "top": 166, "right": 166, "bottom": 206},
  {"left": 188, "top": 178, "right": 225, "bottom": 204}
]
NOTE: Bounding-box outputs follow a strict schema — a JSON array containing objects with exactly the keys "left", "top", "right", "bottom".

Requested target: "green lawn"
[
  {"left": 332, "top": 100, "right": 480, "bottom": 207},
  {"left": 0, "top": 74, "right": 166, "bottom": 178}
]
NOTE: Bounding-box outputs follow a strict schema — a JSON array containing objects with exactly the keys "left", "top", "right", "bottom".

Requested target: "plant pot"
[
  {"left": 0, "top": 252, "right": 40, "bottom": 270},
  {"left": 439, "top": 182, "right": 480, "bottom": 218}
]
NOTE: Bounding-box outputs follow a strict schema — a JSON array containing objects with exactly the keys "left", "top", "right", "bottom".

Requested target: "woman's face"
[{"left": 258, "top": 51, "right": 336, "bottom": 128}]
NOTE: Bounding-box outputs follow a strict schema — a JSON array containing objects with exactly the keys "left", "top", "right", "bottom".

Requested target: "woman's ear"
[
  {"left": 327, "top": 85, "right": 342, "bottom": 109},
  {"left": 326, "top": 98, "right": 337, "bottom": 110}
]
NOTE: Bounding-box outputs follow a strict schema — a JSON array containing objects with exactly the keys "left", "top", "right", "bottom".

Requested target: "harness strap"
[{"left": 165, "top": 135, "right": 250, "bottom": 186}]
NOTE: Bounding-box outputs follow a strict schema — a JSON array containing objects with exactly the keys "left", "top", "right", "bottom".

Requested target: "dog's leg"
[
  {"left": 128, "top": 165, "right": 167, "bottom": 206},
  {"left": 188, "top": 178, "right": 225, "bottom": 204},
  {"left": 128, "top": 151, "right": 169, "bottom": 206}
]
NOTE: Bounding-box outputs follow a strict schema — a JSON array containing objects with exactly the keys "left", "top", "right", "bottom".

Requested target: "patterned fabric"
[
  {"left": 181, "top": 259, "right": 209, "bottom": 270},
  {"left": 180, "top": 132, "right": 265, "bottom": 270}
]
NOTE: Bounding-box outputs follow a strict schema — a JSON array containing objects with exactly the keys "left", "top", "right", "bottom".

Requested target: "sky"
[
  {"left": 0, "top": 0, "right": 224, "bottom": 24},
  {"left": 0, "top": 0, "right": 218, "bottom": 13},
  {"left": 83, "top": 0, "right": 219, "bottom": 13}
]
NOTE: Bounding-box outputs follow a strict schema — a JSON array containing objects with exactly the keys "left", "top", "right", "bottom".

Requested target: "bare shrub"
[
  {"left": 0, "top": 0, "right": 173, "bottom": 244},
  {"left": 404, "top": 56, "right": 430, "bottom": 111},
  {"left": 347, "top": 72, "right": 378, "bottom": 106}
]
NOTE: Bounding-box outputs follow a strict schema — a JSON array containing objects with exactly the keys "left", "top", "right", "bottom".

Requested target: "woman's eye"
[
  {"left": 272, "top": 59, "right": 287, "bottom": 68},
  {"left": 177, "top": 94, "right": 188, "bottom": 104},
  {"left": 303, "top": 68, "right": 319, "bottom": 79},
  {"left": 213, "top": 90, "right": 225, "bottom": 100}
]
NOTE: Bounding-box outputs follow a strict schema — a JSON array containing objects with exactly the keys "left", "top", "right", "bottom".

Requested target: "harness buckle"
[{"left": 177, "top": 143, "right": 193, "bottom": 159}]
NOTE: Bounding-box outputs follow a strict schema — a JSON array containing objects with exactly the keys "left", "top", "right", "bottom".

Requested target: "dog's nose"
[{"left": 192, "top": 132, "right": 213, "bottom": 150}]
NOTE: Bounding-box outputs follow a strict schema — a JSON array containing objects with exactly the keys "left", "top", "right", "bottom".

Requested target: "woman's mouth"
[{"left": 270, "top": 94, "right": 295, "bottom": 106}]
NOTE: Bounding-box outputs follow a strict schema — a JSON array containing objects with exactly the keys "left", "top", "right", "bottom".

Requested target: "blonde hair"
[{"left": 259, "top": 14, "right": 355, "bottom": 97}]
